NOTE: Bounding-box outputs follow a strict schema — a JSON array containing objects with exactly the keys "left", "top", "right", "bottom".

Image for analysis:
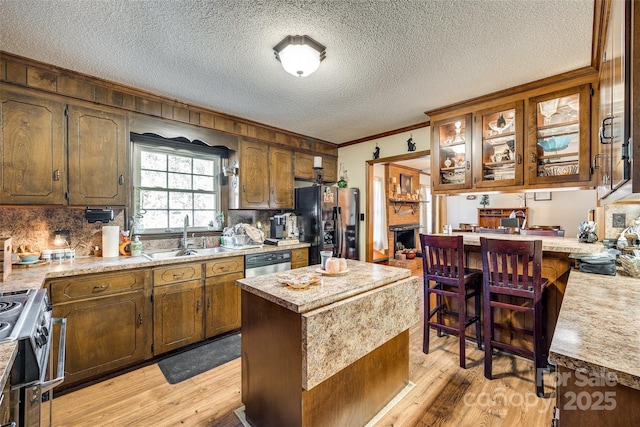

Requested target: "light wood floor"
[{"left": 50, "top": 278, "right": 556, "bottom": 427}]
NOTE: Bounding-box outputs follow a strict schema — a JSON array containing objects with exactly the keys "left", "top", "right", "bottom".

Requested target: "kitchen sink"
[{"left": 142, "top": 246, "right": 237, "bottom": 260}]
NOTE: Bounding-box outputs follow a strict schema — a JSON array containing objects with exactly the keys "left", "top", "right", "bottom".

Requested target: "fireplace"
[{"left": 389, "top": 224, "right": 420, "bottom": 255}]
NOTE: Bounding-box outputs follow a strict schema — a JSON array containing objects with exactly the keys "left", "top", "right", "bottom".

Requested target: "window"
[{"left": 132, "top": 138, "right": 223, "bottom": 233}]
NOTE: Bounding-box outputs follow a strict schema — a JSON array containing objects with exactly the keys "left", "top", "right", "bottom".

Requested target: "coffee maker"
[
  {"left": 270, "top": 215, "right": 286, "bottom": 239},
  {"left": 284, "top": 213, "right": 297, "bottom": 239}
]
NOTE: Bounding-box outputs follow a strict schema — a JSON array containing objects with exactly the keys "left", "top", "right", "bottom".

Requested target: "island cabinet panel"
[
  {"left": 46, "top": 269, "right": 152, "bottom": 390},
  {"left": 240, "top": 265, "right": 419, "bottom": 427},
  {"left": 0, "top": 85, "right": 66, "bottom": 205},
  {"left": 554, "top": 366, "right": 640, "bottom": 426}
]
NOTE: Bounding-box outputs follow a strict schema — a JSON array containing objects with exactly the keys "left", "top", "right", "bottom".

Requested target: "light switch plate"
[{"left": 613, "top": 213, "right": 626, "bottom": 228}]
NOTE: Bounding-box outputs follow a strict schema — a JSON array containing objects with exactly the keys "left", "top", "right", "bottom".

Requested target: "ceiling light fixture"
[{"left": 273, "top": 35, "right": 326, "bottom": 77}]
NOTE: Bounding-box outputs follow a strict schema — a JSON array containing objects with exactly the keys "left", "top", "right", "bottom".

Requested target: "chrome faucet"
[{"left": 182, "top": 215, "right": 192, "bottom": 249}]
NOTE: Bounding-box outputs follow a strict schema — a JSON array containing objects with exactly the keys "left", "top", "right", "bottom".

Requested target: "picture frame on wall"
[
  {"left": 400, "top": 174, "right": 412, "bottom": 195},
  {"left": 534, "top": 191, "right": 552, "bottom": 201}
]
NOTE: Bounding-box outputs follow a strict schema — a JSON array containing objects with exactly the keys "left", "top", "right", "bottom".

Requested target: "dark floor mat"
[{"left": 158, "top": 333, "right": 241, "bottom": 384}]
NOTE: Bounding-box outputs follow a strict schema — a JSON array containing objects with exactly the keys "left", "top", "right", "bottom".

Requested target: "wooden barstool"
[
  {"left": 479, "top": 237, "right": 549, "bottom": 397},
  {"left": 419, "top": 234, "right": 482, "bottom": 368}
]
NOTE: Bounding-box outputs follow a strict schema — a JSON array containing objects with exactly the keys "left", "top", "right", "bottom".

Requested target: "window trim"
[{"left": 131, "top": 135, "right": 227, "bottom": 234}]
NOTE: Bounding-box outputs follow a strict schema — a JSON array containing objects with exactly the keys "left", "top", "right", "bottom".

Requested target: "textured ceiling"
[{"left": 0, "top": 0, "right": 594, "bottom": 145}]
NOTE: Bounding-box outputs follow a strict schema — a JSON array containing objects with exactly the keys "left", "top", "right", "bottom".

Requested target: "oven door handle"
[{"left": 40, "top": 317, "right": 67, "bottom": 393}]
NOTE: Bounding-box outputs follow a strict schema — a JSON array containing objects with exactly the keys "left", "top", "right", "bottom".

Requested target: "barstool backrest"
[
  {"left": 419, "top": 234, "right": 465, "bottom": 286},
  {"left": 480, "top": 237, "right": 543, "bottom": 296}
]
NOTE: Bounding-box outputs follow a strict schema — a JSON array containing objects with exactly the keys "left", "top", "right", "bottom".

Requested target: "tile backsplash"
[{"left": 0, "top": 207, "right": 283, "bottom": 257}]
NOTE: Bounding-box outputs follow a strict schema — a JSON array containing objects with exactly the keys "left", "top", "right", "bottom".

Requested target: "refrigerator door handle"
[{"left": 335, "top": 206, "right": 342, "bottom": 257}]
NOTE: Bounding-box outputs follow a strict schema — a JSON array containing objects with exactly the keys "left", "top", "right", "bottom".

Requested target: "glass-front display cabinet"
[
  {"left": 528, "top": 85, "right": 591, "bottom": 185},
  {"left": 473, "top": 102, "right": 524, "bottom": 189},
  {"left": 432, "top": 113, "right": 472, "bottom": 191}
]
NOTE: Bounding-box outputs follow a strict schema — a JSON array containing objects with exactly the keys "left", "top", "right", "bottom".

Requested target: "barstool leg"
[
  {"left": 534, "top": 299, "right": 545, "bottom": 397},
  {"left": 474, "top": 282, "right": 482, "bottom": 350},
  {"left": 423, "top": 279, "right": 430, "bottom": 354},
  {"left": 483, "top": 296, "right": 493, "bottom": 380},
  {"left": 458, "top": 290, "right": 466, "bottom": 368}
]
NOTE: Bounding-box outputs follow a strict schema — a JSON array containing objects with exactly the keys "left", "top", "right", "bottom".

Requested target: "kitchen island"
[
  {"left": 237, "top": 260, "right": 421, "bottom": 427},
  {"left": 549, "top": 269, "right": 640, "bottom": 425}
]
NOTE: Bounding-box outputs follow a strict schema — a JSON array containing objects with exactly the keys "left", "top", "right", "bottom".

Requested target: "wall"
[
  {"left": 446, "top": 189, "right": 598, "bottom": 236},
  {"left": 337, "top": 127, "right": 431, "bottom": 259}
]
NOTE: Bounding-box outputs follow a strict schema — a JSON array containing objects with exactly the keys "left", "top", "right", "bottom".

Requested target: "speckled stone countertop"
[
  {"left": 0, "top": 243, "right": 309, "bottom": 394},
  {"left": 237, "top": 259, "right": 413, "bottom": 313},
  {"left": 549, "top": 269, "right": 640, "bottom": 390},
  {"left": 0, "top": 243, "right": 310, "bottom": 293},
  {"left": 451, "top": 233, "right": 604, "bottom": 254}
]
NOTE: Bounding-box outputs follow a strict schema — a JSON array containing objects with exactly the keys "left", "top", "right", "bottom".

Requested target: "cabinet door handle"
[
  {"left": 53, "top": 169, "right": 60, "bottom": 181},
  {"left": 530, "top": 153, "right": 536, "bottom": 163},
  {"left": 242, "top": 184, "right": 246, "bottom": 193},
  {"left": 466, "top": 161, "right": 470, "bottom": 170},
  {"left": 516, "top": 154, "right": 522, "bottom": 164},
  {"left": 196, "top": 300, "right": 201, "bottom": 312},
  {"left": 93, "top": 284, "right": 110, "bottom": 291},
  {"left": 137, "top": 313, "right": 143, "bottom": 326},
  {"left": 118, "top": 175, "right": 124, "bottom": 185},
  {"left": 172, "top": 272, "right": 184, "bottom": 279},
  {"left": 599, "top": 116, "right": 614, "bottom": 144},
  {"left": 207, "top": 297, "right": 211, "bottom": 310}
]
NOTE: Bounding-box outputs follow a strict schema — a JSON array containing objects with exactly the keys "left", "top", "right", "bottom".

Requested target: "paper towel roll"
[{"left": 102, "top": 226, "right": 120, "bottom": 258}]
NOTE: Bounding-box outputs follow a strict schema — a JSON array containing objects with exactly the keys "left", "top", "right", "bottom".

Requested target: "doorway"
[{"left": 365, "top": 150, "right": 432, "bottom": 263}]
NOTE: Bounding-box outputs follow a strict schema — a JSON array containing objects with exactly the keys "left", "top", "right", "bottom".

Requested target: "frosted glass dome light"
[{"left": 274, "top": 35, "right": 326, "bottom": 77}]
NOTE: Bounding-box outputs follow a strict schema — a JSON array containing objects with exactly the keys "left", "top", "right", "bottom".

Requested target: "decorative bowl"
[
  {"left": 537, "top": 135, "right": 575, "bottom": 152},
  {"left": 488, "top": 118, "right": 513, "bottom": 134},
  {"left": 18, "top": 252, "right": 40, "bottom": 262}
]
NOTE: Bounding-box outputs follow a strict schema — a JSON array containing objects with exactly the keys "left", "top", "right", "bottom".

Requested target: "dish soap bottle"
[{"left": 131, "top": 236, "right": 143, "bottom": 257}]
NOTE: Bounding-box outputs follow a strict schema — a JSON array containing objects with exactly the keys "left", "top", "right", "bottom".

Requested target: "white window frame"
[{"left": 132, "top": 140, "right": 222, "bottom": 234}]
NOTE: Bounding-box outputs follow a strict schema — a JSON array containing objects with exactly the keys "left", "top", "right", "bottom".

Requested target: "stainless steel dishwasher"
[{"left": 245, "top": 250, "right": 292, "bottom": 277}]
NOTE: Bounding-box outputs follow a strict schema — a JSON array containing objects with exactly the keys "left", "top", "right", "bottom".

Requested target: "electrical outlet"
[{"left": 612, "top": 213, "right": 626, "bottom": 228}]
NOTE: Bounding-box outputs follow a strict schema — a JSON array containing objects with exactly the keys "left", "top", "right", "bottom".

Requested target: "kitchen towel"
[{"left": 102, "top": 226, "right": 120, "bottom": 258}]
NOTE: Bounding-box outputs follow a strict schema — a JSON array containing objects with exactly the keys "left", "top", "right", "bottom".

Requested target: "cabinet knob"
[
  {"left": 53, "top": 169, "right": 60, "bottom": 181},
  {"left": 137, "top": 313, "right": 143, "bottom": 326},
  {"left": 93, "top": 284, "right": 110, "bottom": 292},
  {"left": 118, "top": 175, "right": 124, "bottom": 185}
]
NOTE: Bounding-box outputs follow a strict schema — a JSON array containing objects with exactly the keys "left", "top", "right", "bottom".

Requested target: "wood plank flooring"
[{"left": 49, "top": 275, "right": 556, "bottom": 427}]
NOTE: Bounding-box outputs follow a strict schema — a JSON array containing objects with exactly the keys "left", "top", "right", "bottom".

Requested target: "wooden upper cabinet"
[
  {"left": 596, "top": 0, "right": 630, "bottom": 200},
  {"left": 323, "top": 156, "right": 338, "bottom": 183},
  {"left": 473, "top": 101, "right": 524, "bottom": 189},
  {"left": 432, "top": 114, "right": 473, "bottom": 191},
  {"left": 239, "top": 138, "right": 294, "bottom": 209},
  {"left": 239, "top": 139, "right": 269, "bottom": 208},
  {"left": 294, "top": 152, "right": 315, "bottom": 180},
  {"left": 0, "top": 85, "right": 66, "bottom": 205},
  {"left": 269, "top": 146, "right": 293, "bottom": 209},
  {"left": 527, "top": 85, "right": 592, "bottom": 186},
  {"left": 67, "top": 104, "right": 127, "bottom": 205}
]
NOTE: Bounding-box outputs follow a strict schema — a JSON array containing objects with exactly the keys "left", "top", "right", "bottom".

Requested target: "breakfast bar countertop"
[
  {"left": 453, "top": 233, "right": 605, "bottom": 254},
  {"left": 549, "top": 269, "right": 640, "bottom": 390}
]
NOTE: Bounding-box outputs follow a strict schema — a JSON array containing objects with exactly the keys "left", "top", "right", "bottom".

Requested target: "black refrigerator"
[{"left": 294, "top": 186, "right": 359, "bottom": 266}]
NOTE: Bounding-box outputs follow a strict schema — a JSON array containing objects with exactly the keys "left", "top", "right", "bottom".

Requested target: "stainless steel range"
[{"left": 0, "top": 289, "right": 66, "bottom": 427}]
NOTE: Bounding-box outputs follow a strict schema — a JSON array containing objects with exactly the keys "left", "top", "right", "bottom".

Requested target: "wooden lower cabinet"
[
  {"left": 47, "top": 270, "right": 152, "bottom": 389},
  {"left": 554, "top": 365, "right": 640, "bottom": 426},
  {"left": 204, "top": 256, "right": 244, "bottom": 338},
  {"left": 153, "top": 279, "right": 204, "bottom": 355},
  {"left": 291, "top": 247, "right": 309, "bottom": 269},
  {"left": 205, "top": 272, "right": 243, "bottom": 338}
]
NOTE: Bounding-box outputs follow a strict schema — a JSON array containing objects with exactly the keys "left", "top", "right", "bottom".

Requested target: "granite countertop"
[
  {"left": 452, "top": 232, "right": 604, "bottom": 254},
  {"left": 549, "top": 269, "right": 640, "bottom": 390},
  {"left": 0, "top": 243, "right": 310, "bottom": 293},
  {"left": 237, "top": 260, "right": 412, "bottom": 313},
  {"left": 0, "top": 242, "right": 309, "bottom": 393}
]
